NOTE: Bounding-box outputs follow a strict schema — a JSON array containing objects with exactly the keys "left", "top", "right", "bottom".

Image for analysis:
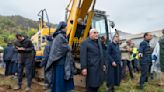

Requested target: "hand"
[
  {"left": 82, "top": 69, "right": 87, "bottom": 76},
  {"left": 103, "top": 65, "right": 107, "bottom": 71},
  {"left": 127, "top": 48, "right": 132, "bottom": 52},
  {"left": 126, "top": 49, "right": 129, "bottom": 52},
  {"left": 68, "top": 45, "right": 72, "bottom": 51},
  {"left": 152, "top": 60, "right": 155, "bottom": 63},
  {"left": 17, "top": 47, "right": 25, "bottom": 51},
  {"left": 112, "top": 62, "right": 117, "bottom": 67},
  {"left": 138, "top": 53, "right": 143, "bottom": 58}
]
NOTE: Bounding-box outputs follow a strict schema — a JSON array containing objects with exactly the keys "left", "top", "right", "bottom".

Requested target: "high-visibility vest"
[{"left": 130, "top": 47, "right": 139, "bottom": 60}]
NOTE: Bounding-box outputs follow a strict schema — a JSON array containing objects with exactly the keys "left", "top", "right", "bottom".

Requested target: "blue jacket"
[
  {"left": 139, "top": 40, "right": 152, "bottom": 64},
  {"left": 3, "top": 44, "right": 15, "bottom": 61},
  {"left": 40, "top": 42, "right": 52, "bottom": 67},
  {"left": 11, "top": 49, "right": 18, "bottom": 62}
]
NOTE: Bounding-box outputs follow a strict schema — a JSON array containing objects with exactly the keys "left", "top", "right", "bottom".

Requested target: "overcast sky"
[{"left": 0, "top": 0, "right": 164, "bottom": 33}]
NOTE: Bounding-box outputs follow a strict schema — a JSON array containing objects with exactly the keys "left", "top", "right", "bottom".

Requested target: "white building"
[{"left": 120, "top": 29, "right": 163, "bottom": 48}]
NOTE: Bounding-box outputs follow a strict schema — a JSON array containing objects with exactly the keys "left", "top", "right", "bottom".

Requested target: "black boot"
[
  {"left": 145, "top": 77, "right": 148, "bottom": 82},
  {"left": 139, "top": 85, "right": 144, "bottom": 90},
  {"left": 108, "top": 86, "right": 115, "bottom": 92}
]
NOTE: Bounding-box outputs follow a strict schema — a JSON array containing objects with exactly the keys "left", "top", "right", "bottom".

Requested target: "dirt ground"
[
  {"left": 0, "top": 67, "right": 46, "bottom": 92},
  {"left": 0, "top": 75, "right": 46, "bottom": 92},
  {"left": 0, "top": 67, "right": 85, "bottom": 92},
  {"left": 1, "top": 67, "right": 164, "bottom": 92}
]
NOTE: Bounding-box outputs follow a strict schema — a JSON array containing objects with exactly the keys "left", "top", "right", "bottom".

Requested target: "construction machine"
[
  {"left": 31, "top": 9, "right": 55, "bottom": 79},
  {"left": 31, "top": 0, "right": 116, "bottom": 90},
  {"left": 31, "top": 9, "right": 55, "bottom": 62},
  {"left": 65, "top": 0, "right": 115, "bottom": 90},
  {"left": 66, "top": 0, "right": 111, "bottom": 60},
  {"left": 66, "top": 0, "right": 110, "bottom": 44}
]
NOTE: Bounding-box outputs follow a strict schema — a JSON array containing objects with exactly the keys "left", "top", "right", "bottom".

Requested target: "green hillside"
[{"left": 0, "top": 15, "right": 55, "bottom": 47}]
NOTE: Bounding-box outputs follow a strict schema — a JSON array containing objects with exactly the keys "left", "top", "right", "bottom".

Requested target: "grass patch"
[{"left": 99, "top": 72, "right": 164, "bottom": 92}]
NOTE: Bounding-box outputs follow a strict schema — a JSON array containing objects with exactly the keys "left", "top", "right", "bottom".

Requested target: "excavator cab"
[{"left": 92, "top": 10, "right": 109, "bottom": 40}]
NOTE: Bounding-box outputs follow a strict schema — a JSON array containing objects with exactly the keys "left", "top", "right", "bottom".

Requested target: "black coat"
[
  {"left": 14, "top": 38, "right": 34, "bottom": 63},
  {"left": 80, "top": 37, "right": 105, "bottom": 87},
  {"left": 107, "top": 42, "right": 122, "bottom": 86},
  {"left": 14, "top": 38, "right": 34, "bottom": 54},
  {"left": 159, "top": 36, "right": 164, "bottom": 72}
]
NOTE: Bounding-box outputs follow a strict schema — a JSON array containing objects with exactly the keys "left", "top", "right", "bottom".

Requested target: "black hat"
[{"left": 56, "top": 21, "right": 67, "bottom": 31}]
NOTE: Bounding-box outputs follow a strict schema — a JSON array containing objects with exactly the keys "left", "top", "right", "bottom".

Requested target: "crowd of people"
[{"left": 1, "top": 21, "right": 164, "bottom": 92}]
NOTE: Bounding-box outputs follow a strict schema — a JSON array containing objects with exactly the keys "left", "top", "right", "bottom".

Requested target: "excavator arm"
[{"left": 66, "top": 0, "right": 96, "bottom": 46}]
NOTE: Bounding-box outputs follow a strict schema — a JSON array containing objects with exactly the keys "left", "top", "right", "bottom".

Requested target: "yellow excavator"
[
  {"left": 65, "top": 0, "right": 115, "bottom": 89},
  {"left": 66, "top": 0, "right": 110, "bottom": 45},
  {"left": 32, "top": 0, "right": 114, "bottom": 66},
  {"left": 66, "top": 0, "right": 113, "bottom": 60},
  {"left": 31, "top": 0, "right": 115, "bottom": 90},
  {"left": 31, "top": 9, "right": 55, "bottom": 62}
]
